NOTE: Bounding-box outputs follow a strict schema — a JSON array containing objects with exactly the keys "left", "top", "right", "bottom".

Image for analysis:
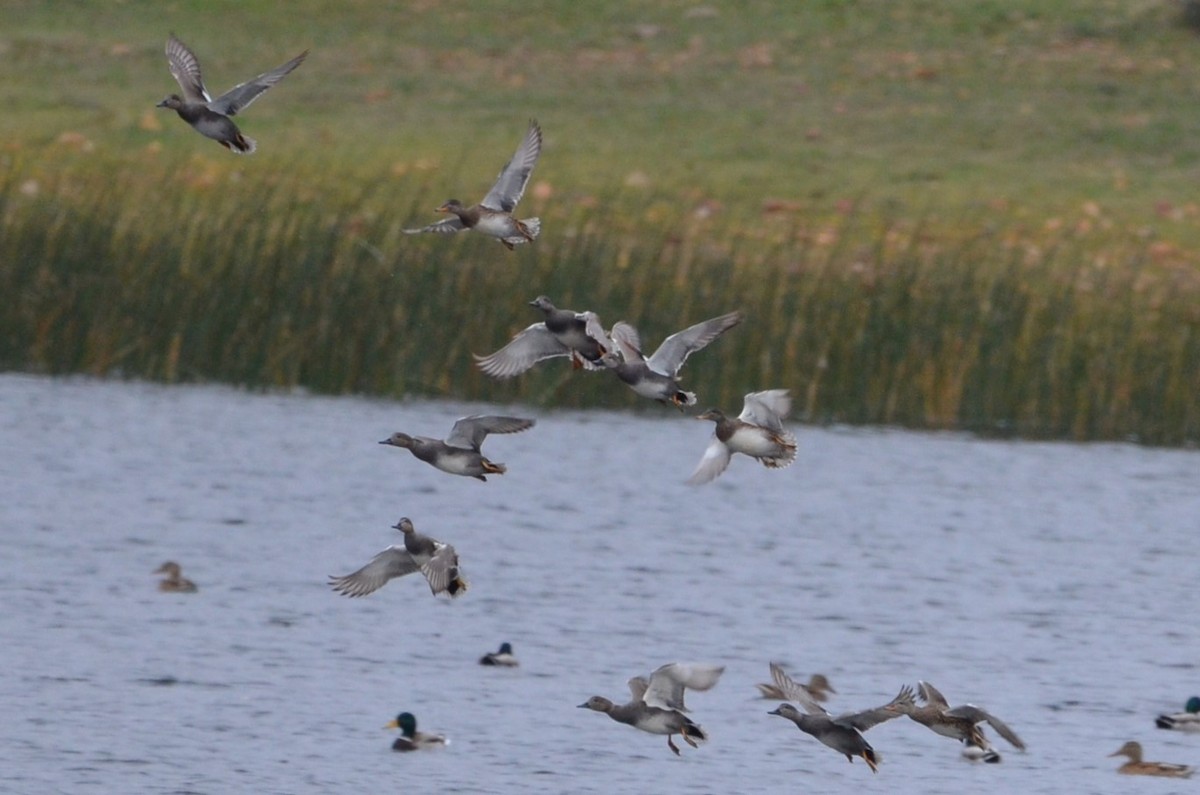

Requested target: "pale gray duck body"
[
  {"left": 379, "top": 415, "right": 535, "bottom": 480},
  {"left": 688, "top": 389, "right": 797, "bottom": 484}
]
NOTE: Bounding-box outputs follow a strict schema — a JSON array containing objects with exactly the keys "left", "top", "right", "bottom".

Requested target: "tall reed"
[{"left": 2, "top": 150, "right": 1197, "bottom": 445}]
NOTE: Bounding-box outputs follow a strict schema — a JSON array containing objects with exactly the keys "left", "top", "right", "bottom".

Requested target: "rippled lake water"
[{"left": 2, "top": 373, "right": 1197, "bottom": 794}]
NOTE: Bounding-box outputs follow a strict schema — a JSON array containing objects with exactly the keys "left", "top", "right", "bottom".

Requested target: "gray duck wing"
[
  {"left": 835, "top": 686, "right": 916, "bottom": 732},
  {"left": 739, "top": 389, "right": 792, "bottom": 432},
  {"left": 917, "top": 680, "right": 951, "bottom": 709},
  {"left": 474, "top": 324, "right": 568, "bottom": 378},
  {"left": 642, "top": 662, "right": 724, "bottom": 711},
  {"left": 328, "top": 546, "right": 417, "bottom": 597},
  {"left": 945, "top": 705, "right": 1025, "bottom": 750},
  {"left": 686, "top": 438, "right": 733, "bottom": 485},
  {"left": 165, "top": 34, "right": 211, "bottom": 103},
  {"left": 608, "top": 321, "right": 645, "bottom": 363},
  {"left": 404, "top": 216, "right": 467, "bottom": 235},
  {"left": 446, "top": 415, "right": 535, "bottom": 449},
  {"left": 581, "top": 312, "right": 613, "bottom": 361},
  {"left": 419, "top": 541, "right": 462, "bottom": 595},
  {"left": 646, "top": 311, "right": 743, "bottom": 377},
  {"left": 768, "top": 662, "right": 828, "bottom": 715},
  {"left": 209, "top": 49, "right": 308, "bottom": 116},
  {"left": 480, "top": 120, "right": 542, "bottom": 212},
  {"left": 627, "top": 675, "right": 650, "bottom": 703}
]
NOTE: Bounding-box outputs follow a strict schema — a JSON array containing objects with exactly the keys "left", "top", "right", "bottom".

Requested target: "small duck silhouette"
[{"left": 154, "top": 561, "right": 197, "bottom": 593}]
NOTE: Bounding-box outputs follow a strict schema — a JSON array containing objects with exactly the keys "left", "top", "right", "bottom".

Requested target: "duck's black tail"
[
  {"left": 681, "top": 719, "right": 707, "bottom": 744},
  {"left": 447, "top": 569, "right": 469, "bottom": 597}
]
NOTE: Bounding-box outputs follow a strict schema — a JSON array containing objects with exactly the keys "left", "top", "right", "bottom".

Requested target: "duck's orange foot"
[{"left": 480, "top": 459, "right": 506, "bottom": 475}]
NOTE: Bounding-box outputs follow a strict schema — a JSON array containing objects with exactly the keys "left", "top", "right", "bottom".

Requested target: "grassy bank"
[
  {"left": 3, "top": 149, "right": 1197, "bottom": 443},
  {"left": 2, "top": 2, "right": 1199, "bottom": 443}
]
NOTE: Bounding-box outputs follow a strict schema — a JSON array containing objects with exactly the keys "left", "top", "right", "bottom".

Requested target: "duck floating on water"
[
  {"left": 479, "top": 642, "right": 519, "bottom": 667},
  {"left": 386, "top": 712, "right": 447, "bottom": 751},
  {"left": 961, "top": 741, "right": 1002, "bottom": 763},
  {"left": 1156, "top": 697, "right": 1200, "bottom": 732},
  {"left": 1110, "top": 741, "right": 1194, "bottom": 777},
  {"left": 154, "top": 561, "right": 197, "bottom": 593}
]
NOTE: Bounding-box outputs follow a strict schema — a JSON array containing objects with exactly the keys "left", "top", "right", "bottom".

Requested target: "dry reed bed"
[{"left": 2, "top": 152, "right": 1197, "bottom": 445}]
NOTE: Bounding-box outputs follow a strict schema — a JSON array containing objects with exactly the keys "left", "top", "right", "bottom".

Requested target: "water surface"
[{"left": 1, "top": 374, "right": 1196, "bottom": 793}]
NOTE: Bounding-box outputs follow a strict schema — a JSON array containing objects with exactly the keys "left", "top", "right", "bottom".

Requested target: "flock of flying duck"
[{"left": 154, "top": 36, "right": 1192, "bottom": 774}]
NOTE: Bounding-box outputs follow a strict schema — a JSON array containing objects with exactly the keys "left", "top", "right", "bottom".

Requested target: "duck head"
[
  {"left": 386, "top": 712, "right": 419, "bottom": 737},
  {"left": 578, "top": 696, "right": 615, "bottom": 713},
  {"left": 379, "top": 432, "right": 415, "bottom": 449}
]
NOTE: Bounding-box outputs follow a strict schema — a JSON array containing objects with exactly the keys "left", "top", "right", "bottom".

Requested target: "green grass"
[{"left": 2, "top": 1, "right": 1199, "bottom": 443}]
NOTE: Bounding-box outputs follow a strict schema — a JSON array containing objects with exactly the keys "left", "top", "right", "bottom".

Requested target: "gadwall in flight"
[
  {"left": 755, "top": 672, "right": 835, "bottom": 703},
  {"left": 1156, "top": 696, "right": 1200, "bottom": 731},
  {"left": 579, "top": 662, "right": 724, "bottom": 756},
  {"left": 154, "top": 561, "right": 197, "bottom": 593},
  {"left": 688, "top": 389, "right": 797, "bottom": 484},
  {"left": 479, "top": 642, "right": 519, "bottom": 667},
  {"left": 405, "top": 120, "right": 543, "bottom": 249},
  {"left": 157, "top": 34, "right": 306, "bottom": 154},
  {"left": 386, "top": 712, "right": 448, "bottom": 751},
  {"left": 1110, "top": 741, "right": 1194, "bottom": 777},
  {"left": 766, "top": 662, "right": 912, "bottom": 773},
  {"left": 380, "top": 415, "right": 535, "bottom": 481},
  {"left": 475, "top": 296, "right": 610, "bottom": 378},
  {"left": 601, "top": 311, "right": 742, "bottom": 408},
  {"left": 328, "top": 517, "right": 467, "bottom": 598},
  {"left": 891, "top": 681, "right": 1025, "bottom": 760}
]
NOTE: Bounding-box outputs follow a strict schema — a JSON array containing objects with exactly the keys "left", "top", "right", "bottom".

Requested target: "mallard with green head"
[{"left": 386, "top": 712, "right": 447, "bottom": 752}]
